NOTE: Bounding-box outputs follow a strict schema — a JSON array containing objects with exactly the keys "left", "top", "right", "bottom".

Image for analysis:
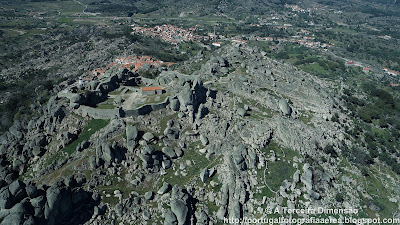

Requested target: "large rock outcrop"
[{"left": 0, "top": 177, "right": 98, "bottom": 225}]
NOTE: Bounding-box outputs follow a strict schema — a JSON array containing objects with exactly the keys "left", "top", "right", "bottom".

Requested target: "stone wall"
[
  {"left": 124, "top": 98, "right": 170, "bottom": 117},
  {"left": 76, "top": 106, "right": 121, "bottom": 119},
  {"left": 76, "top": 98, "right": 170, "bottom": 119}
]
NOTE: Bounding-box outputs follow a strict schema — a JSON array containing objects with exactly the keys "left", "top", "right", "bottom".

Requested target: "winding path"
[{"left": 73, "top": 0, "right": 88, "bottom": 15}]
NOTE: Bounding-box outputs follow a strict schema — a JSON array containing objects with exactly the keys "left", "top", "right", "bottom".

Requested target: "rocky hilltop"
[{"left": 0, "top": 43, "right": 398, "bottom": 224}]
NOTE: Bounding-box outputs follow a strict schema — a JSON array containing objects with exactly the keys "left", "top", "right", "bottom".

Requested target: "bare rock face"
[
  {"left": 178, "top": 84, "right": 194, "bottom": 111},
  {"left": 237, "top": 108, "right": 247, "bottom": 117},
  {"left": 301, "top": 163, "right": 313, "bottom": 191},
  {"left": 170, "top": 199, "right": 188, "bottom": 225},
  {"left": 229, "top": 200, "right": 242, "bottom": 221},
  {"left": 126, "top": 125, "right": 138, "bottom": 150},
  {"left": 170, "top": 98, "right": 180, "bottom": 111},
  {"left": 143, "top": 132, "right": 155, "bottom": 142},
  {"left": 200, "top": 134, "right": 209, "bottom": 145},
  {"left": 163, "top": 209, "right": 178, "bottom": 225},
  {"left": 177, "top": 78, "right": 208, "bottom": 113},
  {"left": 162, "top": 147, "right": 177, "bottom": 159},
  {"left": 0, "top": 178, "right": 98, "bottom": 225},
  {"left": 157, "top": 182, "right": 170, "bottom": 195},
  {"left": 200, "top": 168, "right": 209, "bottom": 183},
  {"left": 278, "top": 98, "right": 292, "bottom": 116}
]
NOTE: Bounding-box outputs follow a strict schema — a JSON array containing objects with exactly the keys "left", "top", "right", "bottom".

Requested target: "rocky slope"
[{"left": 0, "top": 43, "right": 399, "bottom": 224}]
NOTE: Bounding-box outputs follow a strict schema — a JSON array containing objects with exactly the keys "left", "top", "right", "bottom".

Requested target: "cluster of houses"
[
  {"left": 345, "top": 61, "right": 374, "bottom": 74},
  {"left": 254, "top": 37, "right": 274, "bottom": 42},
  {"left": 231, "top": 38, "right": 248, "bottom": 44},
  {"left": 131, "top": 24, "right": 206, "bottom": 45},
  {"left": 387, "top": 69, "right": 400, "bottom": 87},
  {"left": 115, "top": 56, "right": 174, "bottom": 71},
  {"left": 284, "top": 4, "right": 322, "bottom": 15},
  {"left": 346, "top": 62, "right": 374, "bottom": 74},
  {"left": 79, "top": 55, "right": 168, "bottom": 95},
  {"left": 212, "top": 38, "right": 247, "bottom": 47},
  {"left": 291, "top": 38, "right": 334, "bottom": 49},
  {"left": 207, "top": 33, "right": 225, "bottom": 40},
  {"left": 247, "top": 15, "right": 332, "bottom": 50},
  {"left": 212, "top": 34, "right": 332, "bottom": 49},
  {"left": 284, "top": 4, "right": 311, "bottom": 13},
  {"left": 248, "top": 35, "right": 333, "bottom": 50},
  {"left": 345, "top": 63, "right": 400, "bottom": 86},
  {"left": 249, "top": 13, "right": 294, "bottom": 27},
  {"left": 378, "top": 35, "right": 392, "bottom": 40},
  {"left": 250, "top": 12, "right": 316, "bottom": 28},
  {"left": 285, "top": 29, "right": 334, "bottom": 49},
  {"left": 82, "top": 56, "right": 173, "bottom": 80},
  {"left": 384, "top": 68, "right": 399, "bottom": 77}
]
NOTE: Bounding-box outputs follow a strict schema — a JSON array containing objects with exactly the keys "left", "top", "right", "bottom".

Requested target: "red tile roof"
[{"left": 141, "top": 87, "right": 163, "bottom": 91}]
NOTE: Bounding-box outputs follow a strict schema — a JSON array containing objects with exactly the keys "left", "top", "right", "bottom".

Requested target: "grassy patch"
[
  {"left": 204, "top": 200, "right": 219, "bottom": 214},
  {"left": 362, "top": 167, "right": 398, "bottom": 218},
  {"left": 299, "top": 110, "right": 314, "bottom": 126},
  {"left": 159, "top": 112, "right": 178, "bottom": 136},
  {"left": 338, "top": 158, "right": 398, "bottom": 219},
  {"left": 266, "top": 140, "right": 300, "bottom": 159},
  {"left": 96, "top": 104, "right": 116, "bottom": 109},
  {"left": 97, "top": 171, "right": 162, "bottom": 207},
  {"left": 254, "top": 171, "right": 276, "bottom": 199},
  {"left": 248, "top": 103, "right": 274, "bottom": 119},
  {"left": 27, "top": 1, "right": 85, "bottom": 15},
  {"left": 109, "top": 88, "right": 124, "bottom": 95},
  {"left": 63, "top": 119, "right": 109, "bottom": 155},
  {"left": 164, "top": 142, "right": 221, "bottom": 186},
  {"left": 58, "top": 17, "right": 74, "bottom": 23},
  {"left": 42, "top": 151, "right": 68, "bottom": 169},
  {"left": 38, "top": 154, "right": 90, "bottom": 184},
  {"left": 300, "top": 63, "right": 328, "bottom": 75},
  {"left": 96, "top": 98, "right": 116, "bottom": 109},
  {"left": 256, "top": 141, "right": 300, "bottom": 198},
  {"left": 101, "top": 195, "right": 120, "bottom": 206},
  {"left": 136, "top": 94, "right": 169, "bottom": 108},
  {"left": 249, "top": 111, "right": 270, "bottom": 120},
  {"left": 264, "top": 160, "right": 295, "bottom": 192}
]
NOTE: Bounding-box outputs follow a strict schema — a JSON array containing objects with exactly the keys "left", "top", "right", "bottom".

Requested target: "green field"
[{"left": 63, "top": 119, "right": 109, "bottom": 155}]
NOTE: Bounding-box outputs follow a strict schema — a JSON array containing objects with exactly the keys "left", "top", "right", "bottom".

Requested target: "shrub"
[
  {"left": 361, "top": 167, "right": 369, "bottom": 177},
  {"left": 358, "top": 108, "right": 372, "bottom": 123},
  {"left": 331, "top": 113, "right": 339, "bottom": 123},
  {"left": 324, "top": 144, "right": 338, "bottom": 158},
  {"left": 335, "top": 193, "right": 344, "bottom": 202},
  {"left": 276, "top": 51, "right": 289, "bottom": 59}
]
